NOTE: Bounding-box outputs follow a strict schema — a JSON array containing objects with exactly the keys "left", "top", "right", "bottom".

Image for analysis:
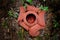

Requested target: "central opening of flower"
[{"left": 26, "top": 14, "right": 36, "bottom": 24}]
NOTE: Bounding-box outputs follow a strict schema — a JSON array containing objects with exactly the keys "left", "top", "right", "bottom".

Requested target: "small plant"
[
  {"left": 26, "top": 0, "right": 33, "bottom": 4},
  {"left": 8, "top": 10, "right": 18, "bottom": 18},
  {"left": 8, "top": 10, "right": 13, "bottom": 17},
  {"left": 2, "top": 18, "right": 8, "bottom": 28},
  {"left": 17, "top": 28, "right": 24, "bottom": 40},
  {"left": 39, "top": 5, "right": 48, "bottom": 11},
  {"left": 53, "top": 20, "right": 59, "bottom": 28}
]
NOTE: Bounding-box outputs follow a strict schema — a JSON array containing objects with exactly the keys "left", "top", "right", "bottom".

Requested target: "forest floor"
[{"left": 0, "top": 0, "right": 60, "bottom": 40}]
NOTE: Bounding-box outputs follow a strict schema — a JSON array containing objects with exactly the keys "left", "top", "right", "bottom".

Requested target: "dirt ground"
[{"left": 0, "top": 0, "right": 60, "bottom": 40}]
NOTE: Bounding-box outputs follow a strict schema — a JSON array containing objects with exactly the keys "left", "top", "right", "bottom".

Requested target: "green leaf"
[
  {"left": 54, "top": 23, "right": 59, "bottom": 28},
  {"left": 26, "top": 0, "right": 33, "bottom": 4},
  {"left": 24, "top": 4, "right": 27, "bottom": 8},
  {"left": 18, "top": 30, "right": 23, "bottom": 40},
  {"left": 13, "top": 12, "right": 18, "bottom": 18},
  {"left": 39, "top": 5, "right": 44, "bottom": 10},
  {"left": 43, "top": 7, "right": 48, "bottom": 11},
  {"left": 39, "top": 5, "right": 48, "bottom": 11},
  {"left": 8, "top": 10, "right": 13, "bottom": 17}
]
